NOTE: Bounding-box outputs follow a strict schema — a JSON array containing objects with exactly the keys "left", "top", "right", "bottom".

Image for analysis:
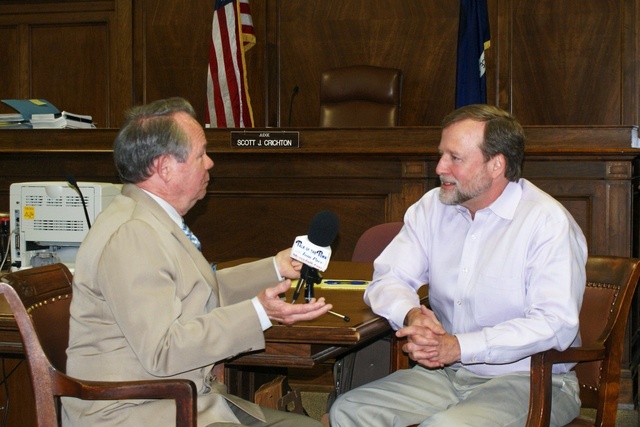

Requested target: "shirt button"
[{"left": 456, "top": 300, "right": 462, "bottom": 305}]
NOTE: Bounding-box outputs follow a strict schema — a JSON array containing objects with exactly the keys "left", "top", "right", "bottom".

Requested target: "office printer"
[{"left": 9, "top": 181, "right": 121, "bottom": 271}]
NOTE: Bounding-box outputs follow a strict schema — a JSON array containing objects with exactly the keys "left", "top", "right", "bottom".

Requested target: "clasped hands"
[
  {"left": 257, "top": 249, "right": 333, "bottom": 325},
  {"left": 397, "top": 305, "right": 461, "bottom": 368}
]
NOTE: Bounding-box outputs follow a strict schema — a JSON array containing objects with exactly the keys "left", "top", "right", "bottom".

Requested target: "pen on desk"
[
  {"left": 323, "top": 280, "right": 367, "bottom": 285},
  {"left": 328, "top": 310, "right": 350, "bottom": 322},
  {"left": 291, "top": 278, "right": 305, "bottom": 303}
]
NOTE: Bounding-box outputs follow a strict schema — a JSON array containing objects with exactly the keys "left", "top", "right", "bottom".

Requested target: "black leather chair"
[{"left": 319, "top": 65, "right": 402, "bottom": 127}]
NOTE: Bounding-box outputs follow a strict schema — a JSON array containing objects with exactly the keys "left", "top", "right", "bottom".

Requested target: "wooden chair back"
[
  {"left": 1, "top": 263, "right": 73, "bottom": 372},
  {"left": 319, "top": 65, "right": 402, "bottom": 127},
  {"left": 526, "top": 256, "right": 640, "bottom": 427},
  {"left": 0, "top": 263, "right": 197, "bottom": 427}
]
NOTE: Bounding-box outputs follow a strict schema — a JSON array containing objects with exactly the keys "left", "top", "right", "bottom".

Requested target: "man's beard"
[{"left": 438, "top": 174, "right": 492, "bottom": 206}]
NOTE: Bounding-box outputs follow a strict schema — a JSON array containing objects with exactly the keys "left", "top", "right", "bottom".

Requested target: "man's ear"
[
  {"left": 491, "top": 154, "right": 506, "bottom": 178},
  {"left": 154, "top": 154, "right": 174, "bottom": 183}
]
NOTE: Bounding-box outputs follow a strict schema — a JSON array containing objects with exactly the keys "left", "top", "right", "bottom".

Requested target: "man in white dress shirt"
[{"left": 330, "top": 104, "right": 587, "bottom": 427}]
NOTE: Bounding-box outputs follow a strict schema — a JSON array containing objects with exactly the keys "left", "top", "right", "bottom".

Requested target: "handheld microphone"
[
  {"left": 66, "top": 174, "right": 92, "bottom": 229},
  {"left": 287, "top": 86, "right": 299, "bottom": 127},
  {"left": 291, "top": 210, "right": 339, "bottom": 303}
]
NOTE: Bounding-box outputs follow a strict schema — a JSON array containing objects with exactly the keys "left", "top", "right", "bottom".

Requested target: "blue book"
[{"left": 2, "top": 99, "right": 60, "bottom": 120}]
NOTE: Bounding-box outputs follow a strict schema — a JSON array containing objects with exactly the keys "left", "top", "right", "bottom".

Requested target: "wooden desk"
[
  {"left": 226, "top": 260, "right": 381, "bottom": 369},
  {"left": 219, "top": 260, "right": 428, "bottom": 399},
  {"left": 0, "top": 260, "right": 390, "bottom": 408}
]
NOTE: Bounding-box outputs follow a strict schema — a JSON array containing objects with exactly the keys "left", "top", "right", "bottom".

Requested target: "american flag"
[{"left": 206, "top": 0, "right": 256, "bottom": 128}]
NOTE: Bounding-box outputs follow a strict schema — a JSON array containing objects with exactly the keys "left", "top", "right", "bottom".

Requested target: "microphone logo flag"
[{"left": 291, "top": 235, "right": 332, "bottom": 271}]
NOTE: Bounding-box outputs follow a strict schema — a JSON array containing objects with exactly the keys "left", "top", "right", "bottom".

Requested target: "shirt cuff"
[
  {"left": 455, "top": 332, "right": 486, "bottom": 364},
  {"left": 273, "top": 257, "right": 285, "bottom": 281},
  {"left": 251, "top": 297, "right": 272, "bottom": 330}
]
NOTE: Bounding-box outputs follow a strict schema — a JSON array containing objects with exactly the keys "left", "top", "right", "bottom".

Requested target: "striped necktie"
[{"left": 181, "top": 221, "right": 202, "bottom": 251}]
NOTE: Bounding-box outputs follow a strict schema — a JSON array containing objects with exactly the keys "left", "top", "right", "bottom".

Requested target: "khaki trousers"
[
  {"left": 208, "top": 404, "right": 323, "bottom": 427},
  {"left": 330, "top": 365, "right": 580, "bottom": 427}
]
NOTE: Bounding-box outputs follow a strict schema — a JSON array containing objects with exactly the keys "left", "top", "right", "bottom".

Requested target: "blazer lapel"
[{"left": 122, "top": 184, "right": 218, "bottom": 291}]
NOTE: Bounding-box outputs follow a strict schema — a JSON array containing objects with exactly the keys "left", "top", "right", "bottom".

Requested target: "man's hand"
[
  {"left": 396, "top": 305, "right": 460, "bottom": 368},
  {"left": 274, "top": 248, "right": 302, "bottom": 279},
  {"left": 257, "top": 280, "right": 332, "bottom": 325}
]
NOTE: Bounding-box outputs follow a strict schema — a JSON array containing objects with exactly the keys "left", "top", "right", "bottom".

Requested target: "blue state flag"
[{"left": 455, "top": 0, "right": 491, "bottom": 108}]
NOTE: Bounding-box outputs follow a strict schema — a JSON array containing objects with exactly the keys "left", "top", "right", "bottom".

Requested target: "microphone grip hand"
[{"left": 275, "top": 248, "right": 302, "bottom": 279}]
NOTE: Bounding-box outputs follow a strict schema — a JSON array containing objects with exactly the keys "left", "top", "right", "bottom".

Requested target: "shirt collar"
[
  {"left": 140, "top": 188, "right": 183, "bottom": 227},
  {"left": 487, "top": 180, "right": 522, "bottom": 220},
  {"left": 454, "top": 180, "right": 522, "bottom": 221}
]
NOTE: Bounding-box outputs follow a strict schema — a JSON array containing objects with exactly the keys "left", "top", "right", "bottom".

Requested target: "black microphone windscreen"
[{"left": 307, "top": 211, "right": 339, "bottom": 247}]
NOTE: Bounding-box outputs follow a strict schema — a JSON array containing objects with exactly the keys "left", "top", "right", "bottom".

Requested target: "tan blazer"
[{"left": 63, "top": 184, "right": 279, "bottom": 426}]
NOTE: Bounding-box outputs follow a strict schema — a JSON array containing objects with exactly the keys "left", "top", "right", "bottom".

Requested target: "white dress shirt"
[{"left": 364, "top": 179, "right": 588, "bottom": 376}]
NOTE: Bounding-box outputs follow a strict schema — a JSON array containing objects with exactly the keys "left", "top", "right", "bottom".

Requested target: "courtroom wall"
[
  {"left": 136, "top": 0, "right": 640, "bottom": 127},
  {"left": 0, "top": 1, "right": 637, "bottom": 128}
]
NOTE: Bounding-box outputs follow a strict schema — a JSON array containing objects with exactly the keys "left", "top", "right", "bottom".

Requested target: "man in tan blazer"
[{"left": 63, "top": 97, "right": 330, "bottom": 426}]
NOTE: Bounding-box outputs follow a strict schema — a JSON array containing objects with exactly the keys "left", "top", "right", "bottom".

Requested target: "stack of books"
[
  {"left": 62, "top": 111, "right": 95, "bottom": 129},
  {"left": 1, "top": 99, "right": 96, "bottom": 129},
  {"left": 0, "top": 113, "right": 31, "bottom": 129},
  {"left": 30, "top": 113, "right": 67, "bottom": 129}
]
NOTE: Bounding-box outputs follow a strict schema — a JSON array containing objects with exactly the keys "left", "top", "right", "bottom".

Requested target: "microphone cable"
[
  {"left": 66, "top": 175, "right": 92, "bottom": 229},
  {"left": 287, "top": 86, "right": 299, "bottom": 127}
]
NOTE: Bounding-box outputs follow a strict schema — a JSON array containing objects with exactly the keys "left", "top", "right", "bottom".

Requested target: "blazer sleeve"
[{"left": 215, "top": 257, "right": 281, "bottom": 306}]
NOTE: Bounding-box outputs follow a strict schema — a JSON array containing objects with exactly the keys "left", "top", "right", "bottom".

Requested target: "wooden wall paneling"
[
  {"left": 0, "top": 356, "right": 36, "bottom": 427},
  {"left": 186, "top": 152, "right": 413, "bottom": 263},
  {"left": 0, "top": 25, "right": 22, "bottom": 101},
  {"left": 264, "top": 0, "right": 280, "bottom": 127},
  {"left": 247, "top": 0, "right": 269, "bottom": 128},
  {"left": 494, "top": 0, "right": 512, "bottom": 110},
  {"left": 3, "top": 0, "right": 640, "bottom": 128},
  {"left": 136, "top": 0, "right": 213, "bottom": 122},
  {"left": 389, "top": 159, "right": 431, "bottom": 221},
  {"left": 31, "top": 22, "right": 110, "bottom": 124},
  {"left": 523, "top": 156, "right": 634, "bottom": 257},
  {"left": 274, "top": 0, "right": 461, "bottom": 128},
  {"left": 0, "top": 1, "right": 132, "bottom": 128},
  {"left": 132, "top": 0, "right": 640, "bottom": 127},
  {"left": 508, "top": 0, "right": 625, "bottom": 125},
  {"left": 110, "top": 0, "right": 133, "bottom": 127},
  {"left": 534, "top": 178, "right": 631, "bottom": 257},
  {"left": 127, "top": 1, "right": 265, "bottom": 125},
  {"left": 135, "top": 0, "right": 268, "bottom": 127},
  {"left": 622, "top": 0, "right": 639, "bottom": 125}
]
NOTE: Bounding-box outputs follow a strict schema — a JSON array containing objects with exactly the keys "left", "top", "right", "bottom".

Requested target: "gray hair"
[
  {"left": 442, "top": 104, "right": 525, "bottom": 182},
  {"left": 114, "top": 97, "right": 197, "bottom": 183}
]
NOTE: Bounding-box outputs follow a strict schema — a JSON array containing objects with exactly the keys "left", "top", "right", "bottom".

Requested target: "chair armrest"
[
  {"left": 526, "top": 344, "right": 606, "bottom": 427},
  {"left": 54, "top": 373, "right": 197, "bottom": 426},
  {"left": 532, "top": 344, "right": 606, "bottom": 366}
]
